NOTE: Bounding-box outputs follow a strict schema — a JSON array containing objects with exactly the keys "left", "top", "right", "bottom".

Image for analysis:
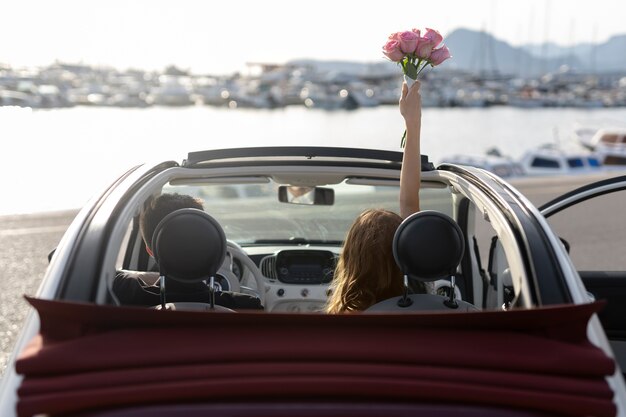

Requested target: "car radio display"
[{"left": 275, "top": 250, "right": 336, "bottom": 284}]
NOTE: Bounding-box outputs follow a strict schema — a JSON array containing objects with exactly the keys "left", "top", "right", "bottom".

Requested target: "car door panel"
[{"left": 540, "top": 175, "right": 626, "bottom": 376}]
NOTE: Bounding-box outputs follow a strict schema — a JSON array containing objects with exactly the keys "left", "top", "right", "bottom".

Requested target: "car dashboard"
[{"left": 241, "top": 246, "right": 340, "bottom": 313}]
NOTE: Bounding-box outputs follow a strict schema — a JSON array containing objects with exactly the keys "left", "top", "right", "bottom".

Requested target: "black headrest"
[
  {"left": 393, "top": 210, "right": 465, "bottom": 282},
  {"left": 152, "top": 208, "right": 226, "bottom": 284}
]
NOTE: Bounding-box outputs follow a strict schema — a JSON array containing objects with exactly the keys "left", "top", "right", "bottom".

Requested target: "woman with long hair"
[{"left": 326, "top": 81, "right": 423, "bottom": 313}]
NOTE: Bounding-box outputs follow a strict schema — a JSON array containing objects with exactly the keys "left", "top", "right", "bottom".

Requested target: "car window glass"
[
  {"left": 116, "top": 222, "right": 134, "bottom": 269},
  {"left": 163, "top": 179, "right": 454, "bottom": 245},
  {"left": 588, "top": 158, "right": 600, "bottom": 167},
  {"left": 546, "top": 191, "right": 626, "bottom": 270},
  {"left": 567, "top": 158, "right": 583, "bottom": 168},
  {"left": 603, "top": 155, "right": 626, "bottom": 165},
  {"left": 469, "top": 203, "right": 519, "bottom": 311},
  {"left": 531, "top": 157, "right": 560, "bottom": 168}
]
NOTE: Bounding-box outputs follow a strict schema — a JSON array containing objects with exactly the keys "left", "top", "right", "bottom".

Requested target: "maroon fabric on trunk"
[{"left": 15, "top": 297, "right": 617, "bottom": 417}]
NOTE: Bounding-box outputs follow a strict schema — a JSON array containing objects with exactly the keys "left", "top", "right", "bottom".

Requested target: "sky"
[{"left": 1, "top": 0, "right": 625, "bottom": 75}]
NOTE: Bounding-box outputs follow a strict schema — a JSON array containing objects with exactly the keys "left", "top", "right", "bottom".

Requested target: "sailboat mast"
[
  {"left": 568, "top": 19, "right": 576, "bottom": 69},
  {"left": 590, "top": 23, "right": 598, "bottom": 74},
  {"left": 541, "top": 0, "right": 551, "bottom": 75},
  {"left": 527, "top": 6, "right": 534, "bottom": 77},
  {"left": 488, "top": 0, "right": 499, "bottom": 75}
]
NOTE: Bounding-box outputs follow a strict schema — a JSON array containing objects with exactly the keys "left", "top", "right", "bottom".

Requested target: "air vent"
[{"left": 260, "top": 255, "right": 277, "bottom": 279}]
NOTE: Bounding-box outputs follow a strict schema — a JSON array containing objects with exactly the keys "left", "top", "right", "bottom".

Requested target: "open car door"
[{"left": 540, "top": 174, "right": 626, "bottom": 377}]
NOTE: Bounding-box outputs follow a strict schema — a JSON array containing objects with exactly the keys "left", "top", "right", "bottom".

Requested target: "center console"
[{"left": 274, "top": 250, "right": 336, "bottom": 284}]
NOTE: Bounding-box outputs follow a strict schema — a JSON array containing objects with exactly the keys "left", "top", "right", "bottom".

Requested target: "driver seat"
[
  {"left": 367, "top": 210, "right": 477, "bottom": 312},
  {"left": 151, "top": 208, "right": 233, "bottom": 312}
]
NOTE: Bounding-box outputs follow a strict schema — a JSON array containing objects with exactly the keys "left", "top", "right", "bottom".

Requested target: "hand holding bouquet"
[{"left": 383, "top": 28, "right": 451, "bottom": 146}]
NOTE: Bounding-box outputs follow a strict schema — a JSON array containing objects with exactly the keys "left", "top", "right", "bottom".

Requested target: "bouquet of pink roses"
[{"left": 383, "top": 28, "right": 451, "bottom": 146}]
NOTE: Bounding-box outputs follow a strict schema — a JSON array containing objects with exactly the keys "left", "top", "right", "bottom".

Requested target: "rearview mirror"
[{"left": 278, "top": 186, "right": 334, "bottom": 205}]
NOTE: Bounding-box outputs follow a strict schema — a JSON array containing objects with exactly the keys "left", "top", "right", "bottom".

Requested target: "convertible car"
[{"left": 0, "top": 146, "right": 625, "bottom": 416}]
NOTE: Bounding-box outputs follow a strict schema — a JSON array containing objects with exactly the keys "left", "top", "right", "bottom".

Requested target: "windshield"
[{"left": 163, "top": 179, "right": 453, "bottom": 245}]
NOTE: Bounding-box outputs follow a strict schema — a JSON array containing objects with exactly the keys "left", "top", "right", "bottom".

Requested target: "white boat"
[
  {"left": 346, "top": 87, "right": 379, "bottom": 108},
  {"left": 573, "top": 126, "right": 600, "bottom": 149},
  {"left": 439, "top": 150, "right": 525, "bottom": 178},
  {"left": 299, "top": 84, "right": 354, "bottom": 110},
  {"left": 576, "top": 128, "right": 626, "bottom": 166},
  {"left": 596, "top": 144, "right": 626, "bottom": 166},
  {"left": 148, "top": 76, "right": 194, "bottom": 106},
  {"left": 0, "top": 89, "right": 37, "bottom": 107},
  {"left": 148, "top": 85, "right": 193, "bottom": 106},
  {"left": 575, "top": 127, "right": 626, "bottom": 149},
  {"left": 574, "top": 126, "right": 626, "bottom": 166},
  {"left": 518, "top": 143, "right": 604, "bottom": 176}
]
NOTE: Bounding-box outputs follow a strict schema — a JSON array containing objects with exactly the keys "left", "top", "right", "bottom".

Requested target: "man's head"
[{"left": 140, "top": 193, "right": 204, "bottom": 256}]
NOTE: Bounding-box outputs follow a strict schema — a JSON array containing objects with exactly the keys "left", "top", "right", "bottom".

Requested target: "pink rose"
[
  {"left": 388, "top": 32, "right": 401, "bottom": 41},
  {"left": 415, "top": 37, "right": 434, "bottom": 59},
  {"left": 411, "top": 28, "right": 421, "bottom": 36},
  {"left": 398, "top": 31, "right": 419, "bottom": 54},
  {"left": 423, "top": 28, "right": 443, "bottom": 48},
  {"left": 429, "top": 45, "right": 451, "bottom": 66},
  {"left": 382, "top": 39, "right": 405, "bottom": 62}
]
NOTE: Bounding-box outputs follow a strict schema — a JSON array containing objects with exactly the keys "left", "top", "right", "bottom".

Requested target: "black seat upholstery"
[
  {"left": 393, "top": 211, "right": 465, "bottom": 281},
  {"left": 152, "top": 208, "right": 226, "bottom": 284},
  {"left": 151, "top": 208, "right": 231, "bottom": 311},
  {"left": 367, "top": 210, "right": 477, "bottom": 312}
]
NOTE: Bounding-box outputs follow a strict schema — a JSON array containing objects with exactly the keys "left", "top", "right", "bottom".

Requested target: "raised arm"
[{"left": 399, "top": 80, "right": 422, "bottom": 218}]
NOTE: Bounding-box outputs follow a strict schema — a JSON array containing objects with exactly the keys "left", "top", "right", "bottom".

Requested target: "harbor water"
[{"left": 2, "top": 105, "right": 626, "bottom": 216}]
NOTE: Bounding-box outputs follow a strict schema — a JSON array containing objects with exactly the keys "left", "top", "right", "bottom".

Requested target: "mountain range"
[
  {"left": 288, "top": 28, "right": 626, "bottom": 78},
  {"left": 445, "top": 28, "right": 626, "bottom": 76}
]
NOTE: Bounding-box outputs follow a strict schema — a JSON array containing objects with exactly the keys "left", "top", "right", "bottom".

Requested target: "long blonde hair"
[{"left": 326, "top": 209, "right": 405, "bottom": 313}]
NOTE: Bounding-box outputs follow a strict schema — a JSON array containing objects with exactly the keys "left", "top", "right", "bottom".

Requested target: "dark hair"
[{"left": 140, "top": 193, "right": 204, "bottom": 250}]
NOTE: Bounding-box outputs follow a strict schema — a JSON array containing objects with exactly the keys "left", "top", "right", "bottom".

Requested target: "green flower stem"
[{"left": 416, "top": 62, "right": 429, "bottom": 77}]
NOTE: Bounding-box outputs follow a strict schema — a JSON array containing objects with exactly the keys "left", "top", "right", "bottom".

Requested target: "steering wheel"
[
  {"left": 224, "top": 240, "right": 267, "bottom": 306},
  {"left": 216, "top": 259, "right": 241, "bottom": 293}
]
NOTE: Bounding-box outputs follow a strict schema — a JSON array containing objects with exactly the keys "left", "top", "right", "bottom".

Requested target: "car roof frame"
[{"left": 183, "top": 146, "right": 435, "bottom": 171}]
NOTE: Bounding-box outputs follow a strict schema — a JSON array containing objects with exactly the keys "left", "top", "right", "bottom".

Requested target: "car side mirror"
[{"left": 278, "top": 186, "right": 334, "bottom": 205}]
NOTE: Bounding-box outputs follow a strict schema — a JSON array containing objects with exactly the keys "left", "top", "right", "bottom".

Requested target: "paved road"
[
  {"left": 0, "top": 171, "right": 624, "bottom": 375},
  {"left": 0, "top": 210, "right": 78, "bottom": 373}
]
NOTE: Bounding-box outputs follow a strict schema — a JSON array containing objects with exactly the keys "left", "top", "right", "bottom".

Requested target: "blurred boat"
[
  {"left": 147, "top": 76, "right": 194, "bottom": 106},
  {"left": 439, "top": 148, "right": 525, "bottom": 178},
  {"left": 519, "top": 143, "right": 604, "bottom": 176},
  {"left": 0, "top": 89, "right": 37, "bottom": 107},
  {"left": 577, "top": 127, "right": 626, "bottom": 150},
  {"left": 576, "top": 127, "right": 626, "bottom": 166}
]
